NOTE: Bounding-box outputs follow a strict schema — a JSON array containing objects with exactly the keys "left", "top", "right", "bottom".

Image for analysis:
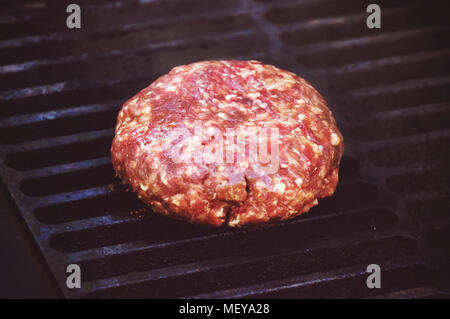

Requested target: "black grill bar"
[{"left": 0, "top": 0, "right": 449, "bottom": 298}]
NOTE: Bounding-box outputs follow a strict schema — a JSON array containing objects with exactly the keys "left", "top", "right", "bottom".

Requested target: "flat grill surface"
[{"left": 0, "top": 0, "right": 449, "bottom": 298}]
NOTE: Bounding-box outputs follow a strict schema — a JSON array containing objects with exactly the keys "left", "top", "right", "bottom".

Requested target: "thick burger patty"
[{"left": 111, "top": 60, "right": 344, "bottom": 227}]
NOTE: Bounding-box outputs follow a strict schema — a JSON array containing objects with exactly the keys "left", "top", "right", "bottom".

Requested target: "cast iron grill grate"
[{"left": 0, "top": 0, "right": 449, "bottom": 298}]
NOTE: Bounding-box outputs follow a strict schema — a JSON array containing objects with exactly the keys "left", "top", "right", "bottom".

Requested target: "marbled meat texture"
[{"left": 111, "top": 60, "right": 344, "bottom": 227}]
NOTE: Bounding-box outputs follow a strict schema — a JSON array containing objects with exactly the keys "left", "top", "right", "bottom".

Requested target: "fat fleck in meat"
[{"left": 111, "top": 60, "right": 344, "bottom": 227}]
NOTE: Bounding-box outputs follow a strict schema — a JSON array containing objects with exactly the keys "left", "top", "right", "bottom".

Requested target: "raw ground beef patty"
[{"left": 111, "top": 60, "right": 344, "bottom": 227}]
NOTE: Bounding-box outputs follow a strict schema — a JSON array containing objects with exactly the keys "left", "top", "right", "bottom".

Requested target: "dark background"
[{"left": 0, "top": 181, "right": 59, "bottom": 298}]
